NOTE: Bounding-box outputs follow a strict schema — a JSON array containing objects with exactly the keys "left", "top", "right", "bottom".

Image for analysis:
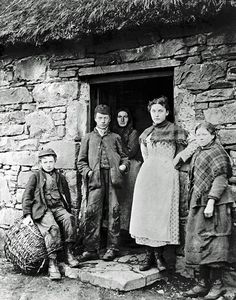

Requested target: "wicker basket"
[{"left": 4, "top": 218, "right": 48, "bottom": 275}]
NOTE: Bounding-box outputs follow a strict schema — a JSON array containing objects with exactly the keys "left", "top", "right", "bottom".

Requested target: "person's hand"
[
  {"left": 204, "top": 199, "right": 215, "bottom": 218},
  {"left": 22, "top": 215, "right": 34, "bottom": 226},
  {"left": 119, "top": 165, "right": 126, "bottom": 172},
  {"left": 87, "top": 170, "right": 93, "bottom": 178}
]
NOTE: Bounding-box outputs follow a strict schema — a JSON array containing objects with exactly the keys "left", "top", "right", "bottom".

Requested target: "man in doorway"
[{"left": 77, "top": 104, "right": 129, "bottom": 261}]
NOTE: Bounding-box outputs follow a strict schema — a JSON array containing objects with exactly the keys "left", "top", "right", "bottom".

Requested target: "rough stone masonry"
[{"left": 0, "top": 27, "right": 236, "bottom": 254}]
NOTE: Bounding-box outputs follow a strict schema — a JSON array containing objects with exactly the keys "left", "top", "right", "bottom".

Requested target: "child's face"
[
  {"left": 40, "top": 155, "right": 56, "bottom": 172},
  {"left": 117, "top": 111, "right": 129, "bottom": 127},
  {"left": 196, "top": 127, "right": 215, "bottom": 147},
  {"left": 95, "top": 112, "right": 110, "bottom": 129},
  {"left": 150, "top": 103, "right": 169, "bottom": 125}
]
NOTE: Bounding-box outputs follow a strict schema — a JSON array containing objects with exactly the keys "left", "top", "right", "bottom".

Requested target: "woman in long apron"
[{"left": 129, "top": 96, "right": 187, "bottom": 272}]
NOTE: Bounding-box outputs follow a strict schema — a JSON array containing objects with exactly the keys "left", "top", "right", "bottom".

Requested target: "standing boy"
[
  {"left": 77, "top": 104, "right": 129, "bottom": 261},
  {"left": 22, "top": 148, "right": 79, "bottom": 280}
]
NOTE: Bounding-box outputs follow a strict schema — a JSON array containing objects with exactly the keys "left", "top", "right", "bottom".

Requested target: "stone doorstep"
[
  {"left": 78, "top": 261, "right": 162, "bottom": 291},
  {"left": 59, "top": 254, "right": 163, "bottom": 292}
]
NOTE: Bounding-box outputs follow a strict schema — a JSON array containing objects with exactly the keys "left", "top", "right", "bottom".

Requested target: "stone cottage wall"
[
  {"left": 80, "top": 26, "right": 236, "bottom": 227},
  {"left": 0, "top": 56, "right": 91, "bottom": 248},
  {"left": 0, "top": 23, "right": 236, "bottom": 250}
]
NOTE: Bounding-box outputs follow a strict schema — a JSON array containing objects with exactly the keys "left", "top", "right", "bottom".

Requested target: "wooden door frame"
[{"left": 81, "top": 67, "right": 175, "bottom": 132}]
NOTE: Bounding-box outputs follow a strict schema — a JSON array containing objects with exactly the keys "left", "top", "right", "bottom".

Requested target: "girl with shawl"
[
  {"left": 179, "top": 122, "right": 233, "bottom": 300},
  {"left": 113, "top": 108, "right": 142, "bottom": 232},
  {"left": 129, "top": 96, "right": 188, "bottom": 272}
]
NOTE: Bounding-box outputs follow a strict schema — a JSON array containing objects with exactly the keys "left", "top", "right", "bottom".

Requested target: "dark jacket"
[
  {"left": 22, "top": 169, "right": 71, "bottom": 220},
  {"left": 77, "top": 129, "right": 129, "bottom": 189}
]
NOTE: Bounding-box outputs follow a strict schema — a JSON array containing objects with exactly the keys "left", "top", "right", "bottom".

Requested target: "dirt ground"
[
  {"left": 1, "top": 254, "right": 236, "bottom": 300},
  {"left": 0, "top": 255, "right": 196, "bottom": 300}
]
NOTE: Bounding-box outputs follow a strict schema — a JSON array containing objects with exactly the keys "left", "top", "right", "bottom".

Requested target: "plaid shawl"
[
  {"left": 190, "top": 140, "right": 232, "bottom": 205},
  {"left": 139, "top": 120, "right": 187, "bottom": 146}
]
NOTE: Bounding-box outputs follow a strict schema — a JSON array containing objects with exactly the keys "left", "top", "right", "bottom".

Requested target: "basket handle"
[
  {"left": 17, "top": 218, "right": 44, "bottom": 240},
  {"left": 26, "top": 224, "right": 44, "bottom": 240}
]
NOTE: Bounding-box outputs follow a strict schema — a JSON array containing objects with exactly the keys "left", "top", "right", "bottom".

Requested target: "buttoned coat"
[
  {"left": 77, "top": 130, "right": 129, "bottom": 189},
  {"left": 22, "top": 169, "right": 71, "bottom": 220}
]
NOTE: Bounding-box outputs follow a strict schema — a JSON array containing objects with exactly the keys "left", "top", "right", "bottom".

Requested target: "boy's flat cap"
[
  {"left": 94, "top": 104, "right": 111, "bottom": 116},
  {"left": 38, "top": 148, "right": 57, "bottom": 158}
]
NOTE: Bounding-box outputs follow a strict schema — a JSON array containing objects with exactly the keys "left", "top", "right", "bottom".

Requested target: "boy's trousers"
[
  {"left": 35, "top": 206, "right": 76, "bottom": 256},
  {"left": 83, "top": 169, "right": 120, "bottom": 252}
]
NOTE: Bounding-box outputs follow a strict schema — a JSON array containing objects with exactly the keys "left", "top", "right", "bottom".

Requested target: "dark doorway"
[
  {"left": 88, "top": 71, "right": 174, "bottom": 250},
  {"left": 90, "top": 74, "right": 174, "bottom": 134}
]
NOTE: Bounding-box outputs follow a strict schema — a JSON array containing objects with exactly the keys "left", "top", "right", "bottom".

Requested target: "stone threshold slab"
[{"left": 60, "top": 254, "right": 163, "bottom": 291}]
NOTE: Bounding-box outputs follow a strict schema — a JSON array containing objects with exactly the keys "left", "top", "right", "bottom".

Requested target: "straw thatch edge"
[{"left": 0, "top": 0, "right": 235, "bottom": 46}]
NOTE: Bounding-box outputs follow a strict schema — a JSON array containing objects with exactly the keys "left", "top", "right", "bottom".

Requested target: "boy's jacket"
[{"left": 22, "top": 169, "right": 71, "bottom": 220}]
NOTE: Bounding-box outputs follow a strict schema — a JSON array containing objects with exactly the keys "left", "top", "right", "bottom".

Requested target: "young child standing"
[
  {"left": 77, "top": 104, "right": 129, "bottom": 261},
  {"left": 22, "top": 148, "right": 79, "bottom": 280},
  {"left": 181, "top": 122, "right": 233, "bottom": 299}
]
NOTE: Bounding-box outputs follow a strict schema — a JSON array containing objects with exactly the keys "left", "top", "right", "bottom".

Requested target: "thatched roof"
[{"left": 0, "top": 0, "right": 235, "bottom": 46}]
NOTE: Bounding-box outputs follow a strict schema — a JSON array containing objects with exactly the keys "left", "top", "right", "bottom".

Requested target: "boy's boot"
[
  {"left": 103, "top": 248, "right": 119, "bottom": 261},
  {"left": 48, "top": 254, "right": 61, "bottom": 280},
  {"left": 65, "top": 243, "right": 80, "bottom": 268},
  {"left": 139, "top": 246, "right": 155, "bottom": 271},
  {"left": 183, "top": 267, "right": 210, "bottom": 298},
  {"left": 80, "top": 250, "right": 99, "bottom": 262},
  {"left": 154, "top": 247, "right": 167, "bottom": 272},
  {"left": 204, "top": 268, "right": 226, "bottom": 300}
]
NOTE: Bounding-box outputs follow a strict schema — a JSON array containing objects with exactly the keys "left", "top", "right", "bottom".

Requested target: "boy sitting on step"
[{"left": 22, "top": 148, "right": 79, "bottom": 280}]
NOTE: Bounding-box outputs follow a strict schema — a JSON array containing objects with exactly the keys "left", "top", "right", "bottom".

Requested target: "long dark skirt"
[{"left": 185, "top": 204, "right": 232, "bottom": 266}]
